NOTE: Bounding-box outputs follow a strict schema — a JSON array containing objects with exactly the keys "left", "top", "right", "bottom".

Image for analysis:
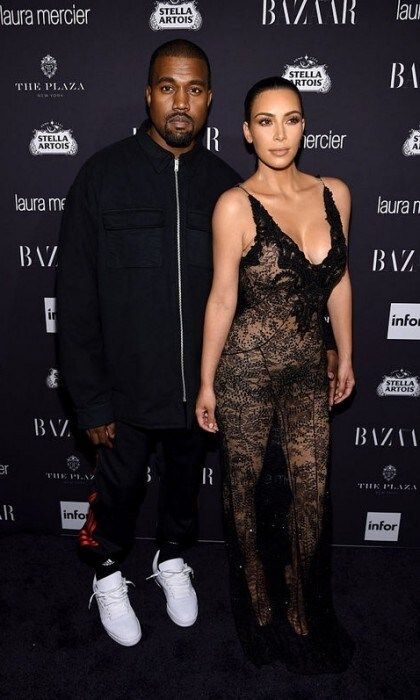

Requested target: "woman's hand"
[
  {"left": 333, "top": 358, "right": 355, "bottom": 404},
  {"left": 326, "top": 349, "right": 338, "bottom": 410},
  {"left": 196, "top": 385, "right": 218, "bottom": 433}
]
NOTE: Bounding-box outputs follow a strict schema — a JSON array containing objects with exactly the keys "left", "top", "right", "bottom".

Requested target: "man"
[
  {"left": 57, "top": 40, "right": 240, "bottom": 647},
  {"left": 57, "top": 39, "right": 338, "bottom": 647}
]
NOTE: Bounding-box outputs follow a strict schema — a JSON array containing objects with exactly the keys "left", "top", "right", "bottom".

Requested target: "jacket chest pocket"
[
  {"left": 186, "top": 211, "right": 212, "bottom": 268},
  {"left": 103, "top": 209, "right": 164, "bottom": 268}
]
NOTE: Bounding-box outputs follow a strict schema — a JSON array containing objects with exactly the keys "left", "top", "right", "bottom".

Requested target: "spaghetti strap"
[
  {"left": 237, "top": 183, "right": 251, "bottom": 196},
  {"left": 316, "top": 173, "right": 326, "bottom": 187}
]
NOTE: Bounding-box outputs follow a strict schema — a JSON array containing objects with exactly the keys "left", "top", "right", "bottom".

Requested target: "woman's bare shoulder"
[
  {"left": 214, "top": 185, "right": 251, "bottom": 217},
  {"left": 320, "top": 176, "right": 351, "bottom": 203}
]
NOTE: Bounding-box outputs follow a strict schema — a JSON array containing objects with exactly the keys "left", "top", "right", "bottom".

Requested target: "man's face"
[{"left": 146, "top": 55, "right": 212, "bottom": 151}]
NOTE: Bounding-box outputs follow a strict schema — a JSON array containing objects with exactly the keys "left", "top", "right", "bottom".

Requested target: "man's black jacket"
[
  {"left": 57, "top": 122, "right": 241, "bottom": 430},
  {"left": 57, "top": 122, "right": 336, "bottom": 431}
]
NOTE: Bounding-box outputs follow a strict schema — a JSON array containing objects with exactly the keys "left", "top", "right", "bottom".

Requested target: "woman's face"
[{"left": 243, "top": 88, "right": 305, "bottom": 170}]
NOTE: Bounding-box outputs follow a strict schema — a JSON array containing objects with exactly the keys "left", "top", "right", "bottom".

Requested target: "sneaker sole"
[
  {"left": 105, "top": 624, "right": 142, "bottom": 647},
  {"left": 166, "top": 605, "right": 198, "bottom": 628}
]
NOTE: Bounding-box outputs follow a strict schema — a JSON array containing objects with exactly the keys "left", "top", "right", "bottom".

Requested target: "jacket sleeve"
[
  {"left": 56, "top": 162, "right": 114, "bottom": 430},
  {"left": 322, "top": 311, "right": 337, "bottom": 352}
]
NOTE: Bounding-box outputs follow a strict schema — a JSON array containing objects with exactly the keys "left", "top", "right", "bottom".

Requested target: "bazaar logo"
[
  {"left": 46, "top": 367, "right": 61, "bottom": 389},
  {"left": 149, "top": 0, "right": 202, "bottom": 30},
  {"left": 376, "top": 369, "right": 420, "bottom": 397},
  {"left": 282, "top": 55, "right": 331, "bottom": 92},
  {"left": 402, "top": 126, "right": 420, "bottom": 155},
  {"left": 41, "top": 54, "right": 57, "bottom": 78},
  {"left": 29, "top": 121, "right": 78, "bottom": 156}
]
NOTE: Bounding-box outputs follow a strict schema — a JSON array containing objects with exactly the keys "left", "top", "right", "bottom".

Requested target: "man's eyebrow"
[{"left": 156, "top": 76, "right": 207, "bottom": 86}]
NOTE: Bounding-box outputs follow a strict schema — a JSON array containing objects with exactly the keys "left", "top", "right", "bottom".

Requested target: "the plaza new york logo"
[
  {"left": 41, "top": 55, "right": 57, "bottom": 78},
  {"left": 376, "top": 369, "right": 420, "bottom": 397},
  {"left": 402, "top": 126, "right": 420, "bottom": 155},
  {"left": 29, "top": 121, "right": 78, "bottom": 156},
  {"left": 150, "top": 0, "right": 202, "bottom": 30},
  {"left": 282, "top": 56, "right": 331, "bottom": 92},
  {"left": 15, "top": 55, "right": 85, "bottom": 97}
]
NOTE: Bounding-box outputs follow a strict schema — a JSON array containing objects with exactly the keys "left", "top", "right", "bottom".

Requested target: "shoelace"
[
  {"left": 88, "top": 578, "right": 135, "bottom": 618},
  {"left": 146, "top": 565, "right": 194, "bottom": 599}
]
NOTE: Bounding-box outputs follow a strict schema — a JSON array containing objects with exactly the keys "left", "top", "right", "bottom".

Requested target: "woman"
[{"left": 196, "top": 77, "right": 355, "bottom": 673}]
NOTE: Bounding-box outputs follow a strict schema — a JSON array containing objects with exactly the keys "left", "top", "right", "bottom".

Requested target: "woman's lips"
[{"left": 269, "top": 148, "right": 290, "bottom": 156}]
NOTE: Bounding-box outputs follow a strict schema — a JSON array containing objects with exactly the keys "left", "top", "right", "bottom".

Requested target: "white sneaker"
[
  {"left": 147, "top": 550, "right": 198, "bottom": 627},
  {"left": 89, "top": 571, "right": 142, "bottom": 646}
]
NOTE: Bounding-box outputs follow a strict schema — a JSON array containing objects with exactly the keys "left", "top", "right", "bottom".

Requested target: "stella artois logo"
[
  {"left": 376, "top": 368, "right": 420, "bottom": 397},
  {"left": 282, "top": 55, "right": 332, "bottom": 93},
  {"left": 150, "top": 0, "right": 202, "bottom": 30},
  {"left": 41, "top": 55, "right": 57, "bottom": 78},
  {"left": 29, "top": 121, "right": 78, "bottom": 156},
  {"left": 402, "top": 126, "right": 420, "bottom": 156}
]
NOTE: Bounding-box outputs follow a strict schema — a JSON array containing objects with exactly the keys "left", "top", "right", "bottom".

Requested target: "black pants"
[{"left": 78, "top": 419, "right": 208, "bottom": 569}]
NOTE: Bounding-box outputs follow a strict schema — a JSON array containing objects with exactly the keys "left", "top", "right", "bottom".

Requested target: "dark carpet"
[{"left": 0, "top": 534, "right": 418, "bottom": 700}]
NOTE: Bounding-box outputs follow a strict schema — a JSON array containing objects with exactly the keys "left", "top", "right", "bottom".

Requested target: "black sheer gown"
[{"left": 214, "top": 176, "right": 354, "bottom": 673}]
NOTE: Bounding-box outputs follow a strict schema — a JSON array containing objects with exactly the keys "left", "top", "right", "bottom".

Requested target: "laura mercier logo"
[
  {"left": 387, "top": 303, "right": 420, "bottom": 340},
  {"left": 282, "top": 56, "right": 331, "bottom": 92},
  {"left": 402, "top": 126, "right": 420, "bottom": 155},
  {"left": 30, "top": 122, "right": 78, "bottom": 156},
  {"left": 364, "top": 512, "right": 401, "bottom": 541},
  {"left": 0, "top": 5, "right": 91, "bottom": 27},
  {"left": 377, "top": 369, "right": 420, "bottom": 397},
  {"left": 396, "top": 1, "right": 420, "bottom": 21},
  {"left": 149, "top": 1, "right": 202, "bottom": 30}
]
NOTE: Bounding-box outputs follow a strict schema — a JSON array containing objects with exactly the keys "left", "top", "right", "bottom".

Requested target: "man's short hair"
[{"left": 148, "top": 39, "right": 211, "bottom": 88}]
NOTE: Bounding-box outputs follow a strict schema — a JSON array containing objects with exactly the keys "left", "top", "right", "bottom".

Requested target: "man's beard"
[{"left": 163, "top": 114, "right": 196, "bottom": 147}]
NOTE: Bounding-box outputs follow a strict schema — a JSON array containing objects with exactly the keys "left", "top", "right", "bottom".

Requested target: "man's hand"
[
  {"left": 86, "top": 422, "right": 116, "bottom": 449},
  {"left": 326, "top": 349, "right": 339, "bottom": 410}
]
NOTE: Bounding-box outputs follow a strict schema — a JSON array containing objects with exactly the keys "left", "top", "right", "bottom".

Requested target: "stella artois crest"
[
  {"left": 282, "top": 55, "right": 332, "bottom": 93},
  {"left": 29, "top": 121, "right": 78, "bottom": 156},
  {"left": 402, "top": 126, "right": 420, "bottom": 156}
]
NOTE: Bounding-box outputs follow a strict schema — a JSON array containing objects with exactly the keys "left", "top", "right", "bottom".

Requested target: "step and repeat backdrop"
[{"left": 1, "top": 0, "right": 419, "bottom": 548}]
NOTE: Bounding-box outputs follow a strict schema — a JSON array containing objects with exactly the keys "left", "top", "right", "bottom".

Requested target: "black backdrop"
[{"left": 1, "top": 0, "right": 419, "bottom": 548}]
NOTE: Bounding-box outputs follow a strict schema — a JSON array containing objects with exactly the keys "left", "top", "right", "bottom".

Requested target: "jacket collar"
[{"left": 136, "top": 119, "right": 204, "bottom": 173}]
